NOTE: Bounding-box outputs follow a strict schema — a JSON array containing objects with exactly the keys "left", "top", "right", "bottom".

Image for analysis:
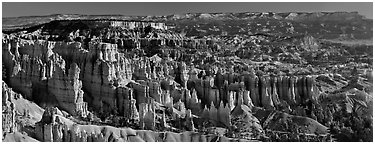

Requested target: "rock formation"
[
  {"left": 3, "top": 13, "right": 369, "bottom": 142},
  {"left": 2, "top": 81, "right": 17, "bottom": 134}
]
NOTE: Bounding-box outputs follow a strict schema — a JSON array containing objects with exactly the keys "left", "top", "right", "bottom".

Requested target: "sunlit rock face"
[{"left": 2, "top": 38, "right": 89, "bottom": 117}]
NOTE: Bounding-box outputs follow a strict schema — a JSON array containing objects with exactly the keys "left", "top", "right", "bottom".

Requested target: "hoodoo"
[{"left": 2, "top": 9, "right": 372, "bottom": 142}]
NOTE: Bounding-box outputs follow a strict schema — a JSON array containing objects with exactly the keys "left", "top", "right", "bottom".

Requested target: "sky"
[{"left": 2, "top": 2, "right": 373, "bottom": 19}]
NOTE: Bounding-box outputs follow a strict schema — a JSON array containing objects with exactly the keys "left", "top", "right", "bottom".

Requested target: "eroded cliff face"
[
  {"left": 2, "top": 38, "right": 88, "bottom": 117},
  {"left": 3, "top": 33, "right": 321, "bottom": 124},
  {"left": 2, "top": 19, "right": 334, "bottom": 142},
  {"left": 186, "top": 68, "right": 318, "bottom": 111}
]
